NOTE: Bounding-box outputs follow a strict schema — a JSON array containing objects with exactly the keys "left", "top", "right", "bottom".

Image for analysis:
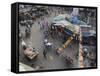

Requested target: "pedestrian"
[
  {"left": 21, "top": 39, "right": 27, "bottom": 50},
  {"left": 25, "top": 27, "right": 31, "bottom": 38},
  {"left": 38, "top": 20, "right": 40, "bottom": 25},
  {"left": 44, "top": 39, "right": 48, "bottom": 45},
  {"left": 71, "top": 8, "right": 79, "bottom": 24},
  {"left": 41, "top": 20, "right": 44, "bottom": 30},
  {"left": 67, "top": 57, "right": 73, "bottom": 64},
  {"left": 43, "top": 49, "right": 47, "bottom": 59},
  {"left": 43, "top": 18, "right": 49, "bottom": 31}
]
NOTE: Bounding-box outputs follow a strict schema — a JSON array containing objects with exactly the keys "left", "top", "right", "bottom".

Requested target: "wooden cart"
[{"left": 24, "top": 47, "right": 39, "bottom": 60}]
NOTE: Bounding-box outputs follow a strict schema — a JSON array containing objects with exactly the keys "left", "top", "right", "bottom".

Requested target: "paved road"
[{"left": 19, "top": 11, "right": 79, "bottom": 71}]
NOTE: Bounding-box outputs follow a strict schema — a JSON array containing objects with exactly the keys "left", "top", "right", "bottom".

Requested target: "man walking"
[{"left": 43, "top": 49, "right": 47, "bottom": 59}]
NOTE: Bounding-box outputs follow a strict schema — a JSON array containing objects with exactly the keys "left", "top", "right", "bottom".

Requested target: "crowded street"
[{"left": 18, "top": 4, "right": 96, "bottom": 71}]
